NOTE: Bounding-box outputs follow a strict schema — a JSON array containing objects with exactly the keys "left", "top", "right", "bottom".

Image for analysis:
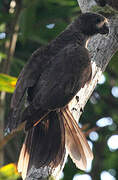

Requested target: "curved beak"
[
  {"left": 97, "top": 19, "right": 110, "bottom": 35},
  {"left": 102, "top": 22, "right": 109, "bottom": 35}
]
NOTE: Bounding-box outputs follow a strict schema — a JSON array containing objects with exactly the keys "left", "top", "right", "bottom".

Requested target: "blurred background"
[{"left": 0, "top": 0, "right": 118, "bottom": 180}]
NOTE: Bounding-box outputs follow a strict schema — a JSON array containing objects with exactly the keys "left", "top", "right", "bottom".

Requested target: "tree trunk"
[{"left": 0, "top": 92, "right": 5, "bottom": 166}]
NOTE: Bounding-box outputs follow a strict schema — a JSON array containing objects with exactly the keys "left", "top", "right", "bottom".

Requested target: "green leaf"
[
  {"left": 0, "top": 163, "right": 20, "bottom": 180},
  {"left": 0, "top": 73, "right": 17, "bottom": 93},
  {"left": 0, "top": 52, "right": 6, "bottom": 63}
]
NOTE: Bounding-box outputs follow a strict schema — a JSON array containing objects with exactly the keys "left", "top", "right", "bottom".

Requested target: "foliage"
[
  {"left": 92, "top": 5, "right": 118, "bottom": 16},
  {"left": 0, "top": 163, "right": 20, "bottom": 180},
  {"left": 0, "top": 73, "right": 17, "bottom": 93}
]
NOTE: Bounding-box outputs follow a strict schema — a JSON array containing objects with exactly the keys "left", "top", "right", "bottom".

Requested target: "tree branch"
[
  {"left": 3, "top": 0, "right": 23, "bottom": 74},
  {"left": 77, "top": 0, "right": 97, "bottom": 12}
]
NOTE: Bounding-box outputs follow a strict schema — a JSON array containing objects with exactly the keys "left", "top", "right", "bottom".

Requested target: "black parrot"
[{"left": 6, "top": 13, "right": 109, "bottom": 179}]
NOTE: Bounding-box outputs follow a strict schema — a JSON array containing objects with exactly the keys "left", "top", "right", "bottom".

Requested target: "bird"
[{"left": 6, "top": 12, "right": 109, "bottom": 179}]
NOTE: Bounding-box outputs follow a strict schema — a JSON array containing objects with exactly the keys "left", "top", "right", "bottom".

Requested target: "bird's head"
[{"left": 76, "top": 13, "right": 109, "bottom": 36}]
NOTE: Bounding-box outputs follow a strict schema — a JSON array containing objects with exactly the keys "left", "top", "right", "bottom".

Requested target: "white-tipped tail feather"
[
  {"left": 17, "top": 107, "right": 93, "bottom": 179},
  {"left": 61, "top": 107, "right": 93, "bottom": 171},
  {"left": 17, "top": 138, "right": 30, "bottom": 180}
]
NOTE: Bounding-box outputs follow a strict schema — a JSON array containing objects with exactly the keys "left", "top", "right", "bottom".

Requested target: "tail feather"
[
  {"left": 18, "top": 143, "right": 26, "bottom": 173},
  {"left": 18, "top": 107, "right": 93, "bottom": 179},
  {"left": 61, "top": 110, "right": 87, "bottom": 170},
  {"left": 18, "top": 130, "right": 32, "bottom": 179},
  {"left": 61, "top": 107, "right": 93, "bottom": 171},
  {"left": 18, "top": 111, "right": 65, "bottom": 179},
  {"left": 65, "top": 108, "right": 93, "bottom": 160}
]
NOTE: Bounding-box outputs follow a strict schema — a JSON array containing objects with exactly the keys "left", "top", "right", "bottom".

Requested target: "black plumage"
[{"left": 6, "top": 13, "right": 109, "bottom": 179}]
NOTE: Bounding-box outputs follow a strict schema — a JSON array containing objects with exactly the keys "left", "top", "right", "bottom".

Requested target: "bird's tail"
[
  {"left": 17, "top": 111, "right": 65, "bottom": 180},
  {"left": 61, "top": 107, "right": 93, "bottom": 171},
  {"left": 18, "top": 107, "right": 93, "bottom": 179}
]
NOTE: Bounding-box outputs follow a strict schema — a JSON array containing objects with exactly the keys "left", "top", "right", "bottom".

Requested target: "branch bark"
[{"left": 77, "top": 0, "right": 97, "bottom": 12}]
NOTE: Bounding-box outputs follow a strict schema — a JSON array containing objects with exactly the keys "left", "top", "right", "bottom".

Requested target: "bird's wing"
[
  {"left": 6, "top": 48, "right": 50, "bottom": 133},
  {"left": 21, "top": 43, "right": 91, "bottom": 130},
  {"left": 11, "top": 48, "right": 47, "bottom": 109},
  {"left": 6, "top": 43, "right": 90, "bottom": 133},
  {"left": 18, "top": 111, "right": 65, "bottom": 180}
]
